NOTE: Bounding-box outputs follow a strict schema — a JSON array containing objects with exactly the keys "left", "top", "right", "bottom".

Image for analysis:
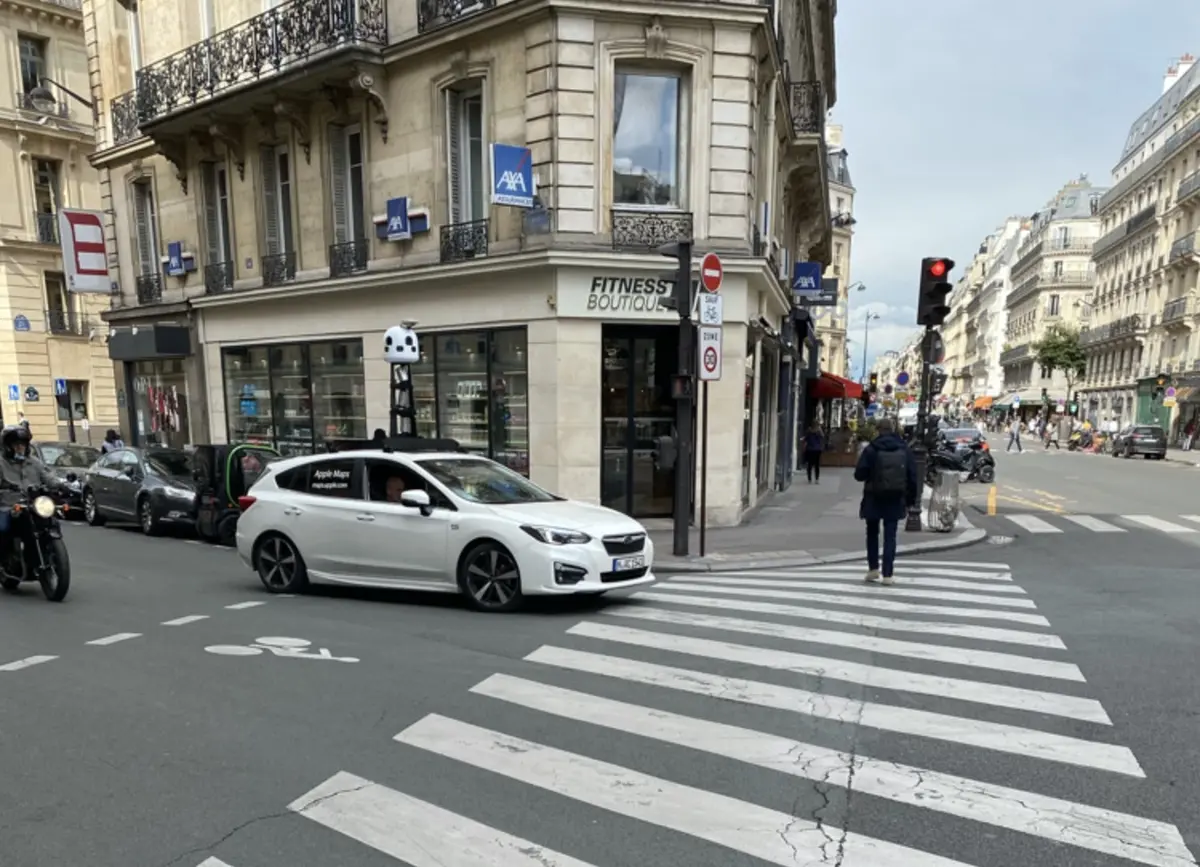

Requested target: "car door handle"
[
  {"left": 356, "top": 514, "right": 375, "bottom": 522},
  {"left": 283, "top": 507, "right": 303, "bottom": 516}
]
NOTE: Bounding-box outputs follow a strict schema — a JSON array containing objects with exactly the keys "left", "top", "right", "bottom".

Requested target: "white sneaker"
[
  {"left": 881, "top": 574, "right": 895, "bottom": 586},
  {"left": 864, "top": 569, "right": 880, "bottom": 583}
]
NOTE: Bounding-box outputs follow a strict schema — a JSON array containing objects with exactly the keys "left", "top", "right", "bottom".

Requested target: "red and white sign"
[
  {"left": 700, "top": 252, "right": 723, "bottom": 293},
  {"left": 57, "top": 209, "right": 110, "bottom": 294},
  {"left": 698, "top": 326, "right": 723, "bottom": 381}
]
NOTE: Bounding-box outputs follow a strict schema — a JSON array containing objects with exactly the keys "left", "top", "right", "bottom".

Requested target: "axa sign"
[
  {"left": 791, "top": 261, "right": 823, "bottom": 300},
  {"left": 57, "top": 209, "right": 110, "bottom": 294},
  {"left": 490, "top": 143, "right": 536, "bottom": 209}
]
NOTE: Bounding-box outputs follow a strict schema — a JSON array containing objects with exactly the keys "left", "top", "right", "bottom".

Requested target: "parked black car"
[
  {"left": 29, "top": 441, "right": 100, "bottom": 510},
  {"left": 1111, "top": 424, "right": 1168, "bottom": 459},
  {"left": 81, "top": 447, "right": 197, "bottom": 534}
]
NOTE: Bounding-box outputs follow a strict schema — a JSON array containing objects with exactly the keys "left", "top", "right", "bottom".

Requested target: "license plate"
[{"left": 612, "top": 555, "right": 646, "bottom": 572}]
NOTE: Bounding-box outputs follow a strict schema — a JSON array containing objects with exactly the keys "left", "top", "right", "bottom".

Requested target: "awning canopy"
[
  {"left": 973, "top": 396, "right": 994, "bottom": 410},
  {"left": 809, "top": 372, "right": 863, "bottom": 400}
]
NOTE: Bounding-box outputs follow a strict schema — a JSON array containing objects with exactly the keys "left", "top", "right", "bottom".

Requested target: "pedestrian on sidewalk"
[
  {"left": 853, "top": 417, "right": 918, "bottom": 585},
  {"left": 802, "top": 424, "right": 825, "bottom": 483},
  {"left": 1006, "top": 416, "right": 1023, "bottom": 453}
]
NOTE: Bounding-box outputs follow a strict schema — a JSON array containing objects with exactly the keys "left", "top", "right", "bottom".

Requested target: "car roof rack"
[{"left": 325, "top": 436, "right": 464, "bottom": 455}]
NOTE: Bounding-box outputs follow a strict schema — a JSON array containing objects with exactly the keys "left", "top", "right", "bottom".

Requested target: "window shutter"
[
  {"left": 260, "top": 146, "right": 281, "bottom": 255},
  {"left": 328, "top": 124, "right": 350, "bottom": 245},
  {"left": 446, "top": 90, "right": 462, "bottom": 223},
  {"left": 132, "top": 182, "right": 154, "bottom": 275},
  {"left": 201, "top": 163, "right": 222, "bottom": 265}
]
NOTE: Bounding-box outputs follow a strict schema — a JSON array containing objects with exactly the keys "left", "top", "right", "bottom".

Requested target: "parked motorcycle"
[
  {"left": 927, "top": 441, "right": 996, "bottom": 486},
  {"left": 0, "top": 482, "right": 71, "bottom": 602},
  {"left": 1067, "top": 430, "right": 1092, "bottom": 452}
]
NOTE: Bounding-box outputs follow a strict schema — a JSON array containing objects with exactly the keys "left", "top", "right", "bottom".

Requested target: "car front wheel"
[
  {"left": 458, "top": 541, "right": 524, "bottom": 613},
  {"left": 83, "top": 490, "right": 105, "bottom": 526}
]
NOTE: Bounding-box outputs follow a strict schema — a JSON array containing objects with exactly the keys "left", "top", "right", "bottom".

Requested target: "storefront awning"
[
  {"left": 973, "top": 396, "right": 993, "bottom": 410},
  {"left": 993, "top": 392, "right": 1018, "bottom": 410},
  {"left": 808, "top": 372, "right": 863, "bottom": 400}
]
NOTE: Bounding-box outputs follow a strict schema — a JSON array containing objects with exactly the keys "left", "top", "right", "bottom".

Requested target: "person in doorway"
[
  {"left": 802, "top": 424, "right": 825, "bottom": 483},
  {"left": 854, "top": 418, "right": 918, "bottom": 585},
  {"left": 1006, "top": 416, "right": 1023, "bottom": 453},
  {"left": 1185, "top": 419, "right": 1196, "bottom": 451}
]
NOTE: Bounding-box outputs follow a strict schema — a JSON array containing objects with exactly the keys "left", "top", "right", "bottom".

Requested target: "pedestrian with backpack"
[{"left": 853, "top": 417, "right": 918, "bottom": 584}]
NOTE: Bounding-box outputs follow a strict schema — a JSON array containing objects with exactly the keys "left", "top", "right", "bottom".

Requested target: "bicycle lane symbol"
[{"left": 204, "top": 636, "right": 359, "bottom": 663}]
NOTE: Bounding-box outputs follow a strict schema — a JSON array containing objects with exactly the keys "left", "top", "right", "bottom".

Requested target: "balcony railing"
[
  {"left": 1111, "top": 314, "right": 1144, "bottom": 337},
  {"left": 1091, "top": 204, "right": 1158, "bottom": 259},
  {"left": 1162, "top": 295, "right": 1196, "bottom": 325},
  {"left": 790, "top": 81, "right": 825, "bottom": 138},
  {"left": 1039, "top": 269, "right": 1094, "bottom": 287},
  {"left": 45, "top": 309, "right": 90, "bottom": 336},
  {"left": 1043, "top": 237, "right": 1094, "bottom": 253},
  {"left": 1170, "top": 232, "right": 1197, "bottom": 263},
  {"left": 15, "top": 90, "right": 68, "bottom": 118},
  {"left": 135, "top": 273, "right": 162, "bottom": 305},
  {"left": 439, "top": 219, "right": 489, "bottom": 263},
  {"left": 611, "top": 209, "right": 692, "bottom": 251},
  {"left": 262, "top": 251, "right": 297, "bottom": 287},
  {"left": 1007, "top": 275, "right": 1040, "bottom": 307},
  {"left": 1178, "top": 172, "right": 1200, "bottom": 206},
  {"left": 418, "top": 0, "right": 495, "bottom": 33},
  {"left": 204, "top": 261, "right": 235, "bottom": 295},
  {"left": 330, "top": 239, "right": 369, "bottom": 277},
  {"left": 33, "top": 211, "right": 57, "bottom": 245},
  {"left": 109, "top": 91, "right": 140, "bottom": 146},
  {"left": 134, "top": 0, "right": 386, "bottom": 126},
  {"left": 1000, "top": 343, "right": 1031, "bottom": 366}
]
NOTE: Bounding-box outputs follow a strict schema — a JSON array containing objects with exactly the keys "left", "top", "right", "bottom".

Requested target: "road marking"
[
  {"left": 474, "top": 675, "right": 1184, "bottom": 865},
  {"left": 1123, "top": 515, "right": 1197, "bottom": 534},
  {"left": 881, "top": 558, "right": 1009, "bottom": 569},
  {"left": 607, "top": 607, "right": 1084, "bottom": 681},
  {"left": 225, "top": 601, "right": 266, "bottom": 610},
  {"left": 987, "top": 484, "right": 997, "bottom": 515},
  {"left": 690, "top": 572, "right": 1029, "bottom": 593},
  {"left": 999, "top": 493, "right": 1065, "bottom": 513},
  {"left": 1179, "top": 515, "right": 1200, "bottom": 525},
  {"left": 86, "top": 632, "right": 142, "bottom": 646},
  {"left": 657, "top": 581, "right": 1052, "bottom": 625},
  {"left": 396, "top": 714, "right": 973, "bottom": 867},
  {"left": 1033, "top": 489, "right": 1069, "bottom": 501},
  {"left": 669, "top": 577, "right": 1035, "bottom": 608},
  {"left": 527, "top": 647, "right": 1140, "bottom": 775},
  {"left": 568, "top": 622, "right": 1110, "bottom": 723},
  {"left": 1061, "top": 515, "right": 1127, "bottom": 533},
  {"left": 636, "top": 591, "right": 1066, "bottom": 648},
  {"left": 781, "top": 564, "right": 1014, "bottom": 581},
  {"left": 162, "top": 615, "right": 209, "bottom": 626},
  {"left": 196, "top": 859, "right": 237, "bottom": 867},
  {"left": 0, "top": 655, "right": 57, "bottom": 671},
  {"left": 291, "top": 771, "right": 601, "bottom": 867},
  {"left": 1004, "top": 513, "right": 1063, "bottom": 533}
]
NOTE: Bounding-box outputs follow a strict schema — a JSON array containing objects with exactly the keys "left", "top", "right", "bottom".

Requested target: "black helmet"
[{"left": 1, "top": 424, "right": 30, "bottom": 459}]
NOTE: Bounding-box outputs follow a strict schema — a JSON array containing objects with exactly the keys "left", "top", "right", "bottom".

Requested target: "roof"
[{"left": 1120, "top": 59, "right": 1200, "bottom": 161}]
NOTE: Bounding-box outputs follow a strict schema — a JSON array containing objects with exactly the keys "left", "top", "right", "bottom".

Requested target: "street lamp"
[
  {"left": 861, "top": 312, "right": 881, "bottom": 381},
  {"left": 26, "top": 77, "right": 97, "bottom": 121}
]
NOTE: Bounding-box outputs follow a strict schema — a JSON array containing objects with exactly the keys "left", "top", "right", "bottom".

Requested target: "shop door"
[{"left": 601, "top": 326, "right": 679, "bottom": 518}]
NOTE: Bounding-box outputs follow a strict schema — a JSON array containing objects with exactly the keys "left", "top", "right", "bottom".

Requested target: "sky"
[{"left": 836, "top": 0, "right": 1199, "bottom": 380}]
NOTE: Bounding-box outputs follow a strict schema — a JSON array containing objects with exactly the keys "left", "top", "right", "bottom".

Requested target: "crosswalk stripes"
[
  {"left": 253, "top": 558, "right": 1195, "bottom": 867},
  {"left": 1003, "top": 511, "right": 1200, "bottom": 534}
]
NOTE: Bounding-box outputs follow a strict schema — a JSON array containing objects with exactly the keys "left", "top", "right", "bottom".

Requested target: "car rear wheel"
[
  {"left": 458, "top": 541, "right": 523, "bottom": 613},
  {"left": 254, "top": 533, "right": 308, "bottom": 593}
]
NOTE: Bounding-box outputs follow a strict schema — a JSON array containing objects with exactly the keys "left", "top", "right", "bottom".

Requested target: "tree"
[{"left": 1034, "top": 324, "right": 1087, "bottom": 402}]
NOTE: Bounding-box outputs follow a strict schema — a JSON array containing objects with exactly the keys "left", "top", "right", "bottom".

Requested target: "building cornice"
[{"left": 0, "top": 0, "right": 81, "bottom": 25}]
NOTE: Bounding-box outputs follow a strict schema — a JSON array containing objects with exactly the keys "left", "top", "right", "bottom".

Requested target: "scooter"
[{"left": 1067, "top": 430, "right": 1092, "bottom": 452}]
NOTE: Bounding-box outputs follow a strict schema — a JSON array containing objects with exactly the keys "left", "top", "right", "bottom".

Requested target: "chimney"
[{"left": 1164, "top": 64, "right": 1180, "bottom": 94}]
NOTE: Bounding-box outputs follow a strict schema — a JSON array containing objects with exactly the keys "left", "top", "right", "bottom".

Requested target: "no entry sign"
[
  {"left": 700, "top": 252, "right": 723, "bottom": 293},
  {"left": 698, "top": 326, "right": 723, "bottom": 381}
]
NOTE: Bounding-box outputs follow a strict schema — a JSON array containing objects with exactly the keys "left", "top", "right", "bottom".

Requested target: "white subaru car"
[{"left": 235, "top": 449, "right": 656, "bottom": 612}]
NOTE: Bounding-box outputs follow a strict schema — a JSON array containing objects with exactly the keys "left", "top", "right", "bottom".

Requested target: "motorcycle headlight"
[
  {"left": 520, "top": 525, "right": 591, "bottom": 545},
  {"left": 32, "top": 496, "right": 56, "bottom": 519}
]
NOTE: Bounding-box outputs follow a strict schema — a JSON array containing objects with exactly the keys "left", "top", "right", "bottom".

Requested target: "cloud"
[{"left": 844, "top": 302, "right": 920, "bottom": 378}]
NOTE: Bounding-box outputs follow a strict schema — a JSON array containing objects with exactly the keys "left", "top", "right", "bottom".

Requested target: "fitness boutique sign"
[{"left": 556, "top": 271, "right": 692, "bottom": 320}]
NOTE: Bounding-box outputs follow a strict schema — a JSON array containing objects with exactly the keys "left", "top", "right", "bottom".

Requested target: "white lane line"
[
  {"left": 396, "top": 715, "right": 973, "bottom": 867},
  {"left": 568, "top": 622, "right": 1110, "bottom": 724},
  {"left": 225, "top": 601, "right": 266, "bottom": 610},
  {"left": 1123, "top": 514, "right": 1197, "bottom": 534},
  {"left": 685, "top": 573, "right": 1029, "bottom": 594},
  {"left": 196, "top": 859, "right": 237, "bottom": 867},
  {"left": 86, "top": 632, "right": 142, "bottom": 646},
  {"left": 780, "top": 564, "right": 1014, "bottom": 581},
  {"left": 659, "top": 582, "right": 1052, "bottom": 625},
  {"left": 1061, "top": 515, "right": 1127, "bottom": 533},
  {"left": 291, "top": 771, "right": 602, "bottom": 867},
  {"left": 162, "top": 615, "right": 209, "bottom": 626},
  {"left": 1003, "top": 514, "right": 1064, "bottom": 534},
  {"left": 1179, "top": 514, "right": 1200, "bottom": 525},
  {"left": 606, "top": 607, "right": 1084, "bottom": 681},
  {"left": 474, "top": 675, "right": 1190, "bottom": 867},
  {"left": 0, "top": 655, "right": 57, "bottom": 672},
  {"left": 668, "top": 578, "right": 1035, "bottom": 609},
  {"left": 527, "top": 647, "right": 1141, "bottom": 776},
  {"left": 634, "top": 591, "right": 1066, "bottom": 649}
]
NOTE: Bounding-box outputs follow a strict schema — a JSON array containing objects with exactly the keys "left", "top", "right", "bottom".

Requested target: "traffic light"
[
  {"left": 1153, "top": 375, "right": 1168, "bottom": 399},
  {"left": 917, "top": 257, "right": 955, "bottom": 327},
  {"left": 869, "top": 372, "right": 878, "bottom": 392}
]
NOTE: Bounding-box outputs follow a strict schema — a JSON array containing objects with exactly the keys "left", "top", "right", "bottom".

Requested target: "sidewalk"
[{"left": 647, "top": 467, "right": 986, "bottom": 574}]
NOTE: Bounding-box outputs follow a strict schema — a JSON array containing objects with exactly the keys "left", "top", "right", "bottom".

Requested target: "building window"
[
  {"left": 612, "top": 68, "right": 686, "bottom": 207},
  {"left": 44, "top": 272, "right": 77, "bottom": 334},
  {"left": 18, "top": 35, "right": 46, "bottom": 95},
  {"left": 407, "top": 328, "right": 529, "bottom": 474},
  {"left": 328, "top": 124, "right": 366, "bottom": 243},
  {"left": 259, "top": 145, "right": 294, "bottom": 257},
  {"left": 201, "top": 162, "right": 233, "bottom": 266},
  {"left": 32, "top": 159, "right": 60, "bottom": 243},
  {"left": 56, "top": 380, "right": 88, "bottom": 422},
  {"left": 446, "top": 83, "right": 485, "bottom": 223},
  {"left": 131, "top": 179, "right": 159, "bottom": 276},
  {"left": 1048, "top": 294, "right": 1061, "bottom": 316},
  {"left": 222, "top": 339, "right": 366, "bottom": 457}
]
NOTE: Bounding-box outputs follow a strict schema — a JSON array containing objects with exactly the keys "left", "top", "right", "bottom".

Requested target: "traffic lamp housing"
[
  {"left": 868, "top": 372, "right": 878, "bottom": 392},
  {"left": 917, "top": 257, "right": 955, "bottom": 327}
]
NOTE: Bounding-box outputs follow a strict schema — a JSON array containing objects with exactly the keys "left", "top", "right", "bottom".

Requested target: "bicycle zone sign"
[{"left": 698, "top": 327, "right": 723, "bottom": 381}]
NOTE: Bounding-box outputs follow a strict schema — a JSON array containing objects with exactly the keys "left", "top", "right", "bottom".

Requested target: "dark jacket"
[
  {"left": 854, "top": 432, "right": 919, "bottom": 521},
  {"left": 803, "top": 431, "right": 824, "bottom": 452},
  {"left": 0, "top": 455, "right": 58, "bottom": 509}
]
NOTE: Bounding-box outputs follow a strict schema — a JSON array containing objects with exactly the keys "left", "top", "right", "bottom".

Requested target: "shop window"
[
  {"left": 55, "top": 380, "right": 88, "bottom": 422},
  {"left": 445, "top": 81, "right": 485, "bottom": 223},
  {"left": 259, "top": 145, "right": 295, "bottom": 257},
  {"left": 129, "top": 359, "right": 189, "bottom": 448},
  {"left": 222, "top": 339, "right": 366, "bottom": 456},
  {"left": 131, "top": 179, "right": 159, "bottom": 276},
  {"left": 741, "top": 343, "right": 755, "bottom": 506},
  {"left": 328, "top": 124, "right": 366, "bottom": 243},
  {"left": 612, "top": 68, "right": 688, "bottom": 207},
  {"left": 756, "top": 350, "right": 775, "bottom": 494}
]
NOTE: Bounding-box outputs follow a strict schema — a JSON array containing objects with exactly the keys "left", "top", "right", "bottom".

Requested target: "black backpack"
[{"left": 868, "top": 446, "right": 908, "bottom": 495}]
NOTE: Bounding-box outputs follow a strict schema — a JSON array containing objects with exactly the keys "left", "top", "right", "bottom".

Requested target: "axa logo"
[
  {"left": 794, "top": 275, "right": 818, "bottom": 289},
  {"left": 498, "top": 170, "right": 527, "bottom": 193},
  {"left": 388, "top": 216, "right": 406, "bottom": 231}
]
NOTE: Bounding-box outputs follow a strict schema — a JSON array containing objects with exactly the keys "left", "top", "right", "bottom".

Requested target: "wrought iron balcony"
[
  {"left": 1007, "top": 275, "right": 1040, "bottom": 307},
  {"left": 418, "top": 0, "right": 495, "bottom": 33},
  {"left": 134, "top": 0, "right": 386, "bottom": 127},
  {"left": 1170, "top": 232, "right": 1197, "bottom": 263},
  {"left": 1092, "top": 204, "right": 1157, "bottom": 259},
  {"left": 135, "top": 273, "right": 163, "bottom": 305},
  {"left": 109, "top": 91, "right": 140, "bottom": 146},
  {"left": 439, "top": 219, "right": 489, "bottom": 263},
  {"left": 45, "top": 309, "right": 89, "bottom": 336},
  {"left": 790, "top": 81, "right": 825, "bottom": 138},
  {"left": 330, "top": 239, "right": 369, "bottom": 277},
  {"left": 262, "top": 251, "right": 297, "bottom": 287},
  {"left": 15, "top": 90, "right": 68, "bottom": 118},
  {"left": 611, "top": 209, "right": 692, "bottom": 251},
  {"left": 1000, "top": 343, "right": 1031, "bottom": 366},
  {"left": 1162, "top": 295, "right": 1196, "bottom": 325},
  {"left": 1111, "top": 314, "right": 1144, "bottom": 338},
  {"left": 1039, "top": 269, "right": 1094, "bottom": 288},
  {"left": 33, "top": 212, "right": 57, "bottom": 245},
  {"left": 204, "top": 261, "right": 235, "bottom": 295},
  {"left": 1178, "top": 172, "right": 1200, "bottom": 207}
]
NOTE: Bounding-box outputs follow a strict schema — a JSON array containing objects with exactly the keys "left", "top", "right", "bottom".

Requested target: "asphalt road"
[{"left": 0, "top": 520, "right": 1196, "bottom": 866}]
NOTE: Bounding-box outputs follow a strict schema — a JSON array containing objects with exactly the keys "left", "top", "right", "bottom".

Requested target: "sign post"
[{"left": 697, "top": 325, "right": 723, "bottom": 556}]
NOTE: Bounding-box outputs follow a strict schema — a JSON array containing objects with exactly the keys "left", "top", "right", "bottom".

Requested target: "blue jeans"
[{"left": 866, "top": 517, "right": 898, "bottom": 576}]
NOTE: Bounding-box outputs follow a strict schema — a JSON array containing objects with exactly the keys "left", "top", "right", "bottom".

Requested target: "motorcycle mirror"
[{"left": 65, "top": 472, "right": 77, "bottom": 483}]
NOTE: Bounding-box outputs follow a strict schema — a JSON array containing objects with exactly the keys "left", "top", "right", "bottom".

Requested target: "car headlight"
[
  {"left": 520, "top": 525, "right": 591, "bottom": 545},
  {"left": 163, "top": 486, "right": 193, "bottom": 499},
  {"left": 32, "top": 496, "right": 56, "bottom": 519}
]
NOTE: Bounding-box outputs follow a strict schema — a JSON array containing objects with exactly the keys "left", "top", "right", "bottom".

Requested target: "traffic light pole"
[
  {"left": 905, "top": 326, "right": 935, "bottom": 533},
  {"left": 671, "top": 242, "right": 695, "bottom": 557}
]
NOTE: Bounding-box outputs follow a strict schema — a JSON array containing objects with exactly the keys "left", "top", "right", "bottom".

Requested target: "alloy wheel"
[
  {"left": 464, "top": 547, "right": 521, "bottom": 609},
  {"left": 84, "top": 493, "right": 96, "bottom": 523},
  {"left": 140, "top": 501, "right": 154, "bottom": 533},
  {"left": 258, "top": 536, "right": 298, "bottom": 589}
]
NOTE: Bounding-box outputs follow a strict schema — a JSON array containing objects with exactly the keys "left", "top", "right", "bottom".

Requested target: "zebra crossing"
[
  {"left": 198, "top": 558, "right": 1195, "bottom": 867},
  {"left": 1003, "top": 511, "right": 1200, "bottom": 534}
]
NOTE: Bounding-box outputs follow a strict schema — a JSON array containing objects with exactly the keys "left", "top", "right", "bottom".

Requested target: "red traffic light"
[{"left": 928, "top": 260, "right": 948, "bottom": 279}]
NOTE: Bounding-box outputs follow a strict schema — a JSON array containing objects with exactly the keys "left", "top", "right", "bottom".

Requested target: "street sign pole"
[
  {"left": 906, "top": 326, "right": 936, "bottom": 533},
  {"left": 699, "top": 380, "right": 709, "bottom": 557},
  {"left": 696, "top": 323, "right": 723, "bottom": 557}
]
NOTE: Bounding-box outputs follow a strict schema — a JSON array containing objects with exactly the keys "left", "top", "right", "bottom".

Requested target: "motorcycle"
[
  {"left": 0, "top": 482, "right": 71, "bottom": 602},
  {"left": 928, "top": 441, "right": 996, "bottom": 486},
  {"left": 1067, "top": 430, "right": 1092, "bottom": 452}
]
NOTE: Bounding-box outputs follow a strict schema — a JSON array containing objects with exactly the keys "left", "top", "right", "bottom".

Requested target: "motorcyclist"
[{"left": 0, "top": 425, "right": 60, "bottom": 561}]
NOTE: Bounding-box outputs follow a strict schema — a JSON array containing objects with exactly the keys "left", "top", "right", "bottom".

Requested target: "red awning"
[{"left": 809, "top": 372, "right": 863, "bottom": 400}]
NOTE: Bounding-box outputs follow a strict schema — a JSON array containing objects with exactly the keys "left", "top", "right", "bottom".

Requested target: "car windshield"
[
  {"left": 39, "top": 445, "right": 99, "bottom": 468},
  {"left": 416, "top": 458, "right": 559, "bottom": 505},
  {"left": 146, "top": 451, "right": 192, "bottom": 477}
]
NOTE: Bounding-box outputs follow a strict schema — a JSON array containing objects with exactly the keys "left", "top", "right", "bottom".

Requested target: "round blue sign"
[{"left": 896, "top": 371, "right": 910, "bottom": 387}]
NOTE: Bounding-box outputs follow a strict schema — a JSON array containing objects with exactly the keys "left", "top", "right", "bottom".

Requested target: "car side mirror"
[{"left": 399, "top": 489, "right": 433, "bottom": 516}]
